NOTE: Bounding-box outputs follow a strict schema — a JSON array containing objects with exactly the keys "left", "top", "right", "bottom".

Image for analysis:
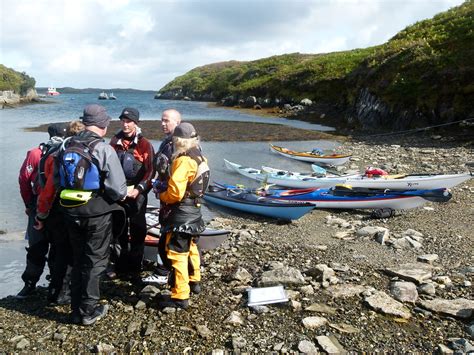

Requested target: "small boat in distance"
[
  {"left": 109, "top": 92, "right": 117, "bottom": 100},
  {"left": 98, "top": 91, "right": 108, "bottom": 100},
  {"left": 46, "top": 87, "right": 60, "bottom": 96}
]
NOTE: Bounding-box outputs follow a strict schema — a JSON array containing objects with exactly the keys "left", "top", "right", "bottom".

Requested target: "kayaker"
[
  {"left": 109, "top": 107, "right": 155, "bottom": 279},
  {"left": 16, "top": 122, "right": 68, "bottom": 299},
  {"left": 142, "top": 109, "right": 181, "bottom": 285},
  {"left": 156, "top": 122, "right": 209, "bottom": 309},
  {"left": 58, "top": 104, "right": 127, "bottom": 325},
  {"left": 35, "top": 120, "right": 85, "bottom": 305}
]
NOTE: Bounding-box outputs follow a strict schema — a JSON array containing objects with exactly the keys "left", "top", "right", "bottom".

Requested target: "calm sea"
[{"left": 0, "top": 90, "right": 339, "bottom": 297}]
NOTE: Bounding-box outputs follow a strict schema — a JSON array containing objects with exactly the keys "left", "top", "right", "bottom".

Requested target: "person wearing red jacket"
[
  {"left": 35, "top": 120, "right": 84, "bottom": 304},
  {"left": 16, "top": 123, "right": 68, "bottom": 299},
  {"left": 109, "top": 107, "right": 155, "bottom": 277}
]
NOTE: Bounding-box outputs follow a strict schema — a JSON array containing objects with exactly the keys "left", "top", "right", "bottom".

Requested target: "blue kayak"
[
  {"left": 203, "top": 184, "right": 315, "bottom": 221},
  {"left": 216, "top": 184, "right": 452, "bottom": 210}
]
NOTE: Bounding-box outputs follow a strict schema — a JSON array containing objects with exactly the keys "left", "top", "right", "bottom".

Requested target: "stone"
[
  {"left": 356, "top": 226, "right": 389, "bottom": 239},
  {"left": 316, "top": 335, "right": 345, "bottom": 354},
  {"left": 329, "top": 323, "right": 360, "bottom": 334},
  {"left": 135, "top": 300, "right": 147, "bottom": 310},
  {"left": 325, "top": 284, "right": 368, "bottom": 298},
  {"left": 143, "top": 322, "right": 156, "bottom": 337},
  {"left": 302, "top": 316, "right": 328, "bottom": 329},
  {"left": 417, "top": 254, "right": 439, "bottom": 264},
  {"left": 300, "top": 285, "right": 314, "bottom": 295},
  {"left": 305, "top": 303, "right": 337, "bottom": 315},
  {"left": 250, "top": 305, "right": 270, "bottom": 314},
  {"left": 127, "top": 321, "right": 141, "bottom": 333},
  {"left": 385, "top": 263, "right": 433, "bottom": 284},
  {"left": 305, "top": 264, "right": 335, "bottom": 282},
  {"left": 298, "top": 340, "right": 318, "bottom": 354},
  {"left": 436, "top": 344, "right": 454, "bottom": 354},
  {"left": 232, "top": 336, "right": 247, "bottom": 350},
  {"left": 231, "top": 267, "right": 253, "bottom": 283},
  {"left": 390, "top": 281, "right": 418, "bottom": 303},
  {"left": 402, "top": 229, "right": 423, "bottom": 239},
  {"left": 291, "top": 300, "right": 302, "bottom": 311},
  {"left": 418, "top": 298, "right": 474, "bottom": 319},
  {"left": 258, "top": 265, "right": 305, "bottom": 287},
  {"left": 364, "top": 291, "right": 411, "bottom": 319},
  {"left": 94, "top": 342, "right": 116, "bottom": 353},
  {"left": 16, "top": 338, "right": 30, "bottom": 350},
  {"left": 225, "top": 311, "right": 244, "bottom": 326},
  {"left": 418, "top": 282, "right": 436, "bottom": 296}
]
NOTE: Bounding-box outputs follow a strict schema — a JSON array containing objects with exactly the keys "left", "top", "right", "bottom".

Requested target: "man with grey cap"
[{"left": 57, "top": 104, "right": 127, "bottom": 326}]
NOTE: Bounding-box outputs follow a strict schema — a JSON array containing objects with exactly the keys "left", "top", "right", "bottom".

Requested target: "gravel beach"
[{"left": 3, "top": 124, "right": 473, "bottom": 353}]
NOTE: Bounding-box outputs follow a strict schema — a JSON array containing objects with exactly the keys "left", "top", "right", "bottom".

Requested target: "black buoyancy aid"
[
  {"left": 116, "top": 147, "right": 144, "bottom": 185},
  {"left": 182, "top": 148, "right": 210, "bottom": 199}
]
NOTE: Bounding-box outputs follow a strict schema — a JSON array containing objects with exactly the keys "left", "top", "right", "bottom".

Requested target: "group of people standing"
[{"left": 17, "top": 104, "right": 209, "bottom": 325}]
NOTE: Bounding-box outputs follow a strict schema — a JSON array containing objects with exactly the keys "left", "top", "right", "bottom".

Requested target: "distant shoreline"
[{"left": 27, "top": 120, "right": 347, "bottom": 142}]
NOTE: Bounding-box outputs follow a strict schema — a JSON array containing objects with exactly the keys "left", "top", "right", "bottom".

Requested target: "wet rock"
[
  {"left": 364, "top": 291, "right": 411, "bottom": 319},
  {"left": 258, "top": 265, "right": 305, "bottom": 287},
  {"left": 385, "top": 263, "right": 433, "bottom": 284},
  {"left": 390, "top": 281, "right": 418, "bottom": 303},
  {"left": 302, "top": 316, "right": 328, "bottom": 329},
  {"left": 298, "top": 340, "right": 318, "bottom": 354},
  {"left": 418, "top": 298, "right": 474, "bottom": 319}
]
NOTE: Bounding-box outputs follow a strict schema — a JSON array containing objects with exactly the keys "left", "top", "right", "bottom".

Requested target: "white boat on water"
[
  {"left": 109, "top": 92, "right": 117, "bottom": 100},
  {"left": 46, "top": 87, "right": 60, "bottom": 96},
  {"left": 98, "top": 91, "right": 108, "bottom": 100}
]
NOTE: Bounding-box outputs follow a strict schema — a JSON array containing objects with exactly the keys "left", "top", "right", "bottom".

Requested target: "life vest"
[
  {"left": 181, "top": 148, "right": 210, "bottom": 199},
  {"left": 58, "top": 137, "right": 102, "bottom": 191},
  {"left": 116, "top": 147, "right": 144, "bottom": 185}
]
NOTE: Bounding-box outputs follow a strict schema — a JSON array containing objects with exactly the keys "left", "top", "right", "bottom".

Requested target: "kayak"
[
  {"left": 263, "top": 164, "right": 472, "bottom": 190},
  {"left": 203, "top": 184, "right": 315, "bottom": 220},
  {"left": 261, "top": 185, "right": 453, "bottom": 210},
  {"left": 224, "top": 159, "right": 356, "bottom": 189},
  {"left": 270, "top": 144, "right": 351, "bottom": 166},
  {"left": 341, "top": 172, "right": 472, "bottom": 190}
]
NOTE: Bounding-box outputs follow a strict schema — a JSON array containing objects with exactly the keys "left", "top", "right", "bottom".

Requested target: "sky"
[{"left": 1, "top": 0, "right": 465, "bottom": 91}]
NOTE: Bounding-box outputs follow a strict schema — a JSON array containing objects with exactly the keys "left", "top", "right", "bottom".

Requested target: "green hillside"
[
  {"left": 158, "top": 0, "right": 474, "bottom": 129},
  {"left": 0, "top": 65, "right": 36, "bottom": 95}
]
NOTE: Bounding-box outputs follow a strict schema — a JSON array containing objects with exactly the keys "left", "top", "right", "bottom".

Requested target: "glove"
[{"left": 152, "top": 179, "right": 168, "bottom": 195}]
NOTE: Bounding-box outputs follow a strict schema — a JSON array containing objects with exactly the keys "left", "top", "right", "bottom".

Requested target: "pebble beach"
[{"left": 1, "top": 122, "right": 473, "bottom": 353}]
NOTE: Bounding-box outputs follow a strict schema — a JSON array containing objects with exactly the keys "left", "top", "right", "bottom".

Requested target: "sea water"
[{"left": 0, "top": 90, "right": 339, "bottom": 298}]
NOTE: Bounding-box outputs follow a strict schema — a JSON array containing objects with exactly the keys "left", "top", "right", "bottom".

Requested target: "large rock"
[
  {"left": 384, "top": 263, "right": 433, "bottom": 284},
  {"left": 418, "top": 298, "right": 474, "bottom": 319},
  {"left": 302, "top": 316, "right": 328, "bottom": 329},
  {"left": 325, "top": 284, "right": 369, "bottom": 298},
  {"left": 258, "top": 265, "right": 305, "bottom": 287},
  {"left": 364, "top": 291, "right": 411, "bottom": 319},
  {"left": 390, "top": 281, "right": 418, "bottom": 303}
]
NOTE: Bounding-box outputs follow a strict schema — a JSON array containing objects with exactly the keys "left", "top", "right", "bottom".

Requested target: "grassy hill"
[
  {"left": 0, "top": 65, "right": 36, "bottom": 95},
  {"left": 158, "top": 0, "right": 474, "bottom": 130}
]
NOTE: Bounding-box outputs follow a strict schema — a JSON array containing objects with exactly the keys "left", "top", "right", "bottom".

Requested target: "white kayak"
[
  {"left": 270, "top": 144, "right": 351, "bottom": 166},
  {"left": 224, "top": 159, "right": 356, "bottom": 188},
  {"left": 342, "top": 172, "right": 472, "bottom": 190}
]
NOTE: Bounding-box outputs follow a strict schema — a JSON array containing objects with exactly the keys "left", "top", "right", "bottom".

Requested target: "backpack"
[
  {"left": 58, "top": 138, "right": 102, "bottom": 190},
  {"left": 37, "top": 138, "right": 64, "bottom": 189}
]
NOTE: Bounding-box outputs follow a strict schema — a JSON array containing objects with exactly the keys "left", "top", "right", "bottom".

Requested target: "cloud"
[{"left": 1, "top": 0, "right": 465, "bottom": 90}]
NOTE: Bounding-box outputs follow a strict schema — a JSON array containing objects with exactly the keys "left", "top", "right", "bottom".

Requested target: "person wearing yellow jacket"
[{"left": 155, "top": 122, "right": 209, "bottom": 309}]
